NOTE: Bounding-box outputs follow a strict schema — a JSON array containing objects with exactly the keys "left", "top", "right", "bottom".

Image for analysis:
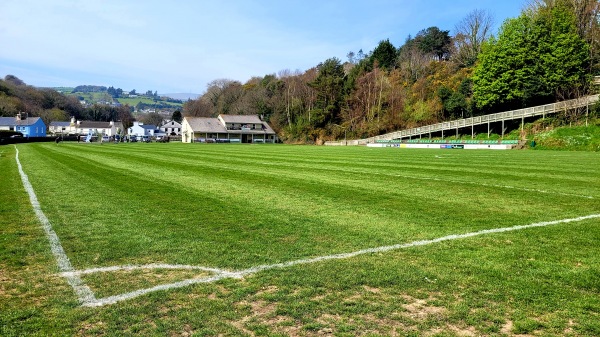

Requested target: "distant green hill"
[
  {"left": 53, "top": 87, "right": 75, "bottom": 94},
  {"left": 54, "top": 86, "right": 184, "bottom": 110},
  {"left": 117, "top": 97, "right": 182, "bottom": 108}
]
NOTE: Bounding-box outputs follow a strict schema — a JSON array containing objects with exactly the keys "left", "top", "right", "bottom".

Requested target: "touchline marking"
[
  {"left": 84, "top": 213, "right": 600, "bottom": 307},
  {"left": 15, "top": 146, "right": 97, "bottom": 305}
]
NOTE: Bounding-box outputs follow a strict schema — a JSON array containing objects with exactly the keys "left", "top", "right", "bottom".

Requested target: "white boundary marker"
[
  {"left": 14, "top": 146, "right": 600, "bottom": 307},
  {"left": 15, "top": 146, "right": 96, "bottom": 305}
]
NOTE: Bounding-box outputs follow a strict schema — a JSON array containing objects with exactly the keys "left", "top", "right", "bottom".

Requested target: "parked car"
[
  {"left": 129, "top": 135, "right": 137, "bottom": 142},
  {"left": 142, "top": 135, "right": 151, "bottom": 143}
]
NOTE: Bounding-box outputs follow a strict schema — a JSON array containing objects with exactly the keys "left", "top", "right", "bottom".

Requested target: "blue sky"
[{"left": 0, "top": 0, "right": 524, "bottom": 94}]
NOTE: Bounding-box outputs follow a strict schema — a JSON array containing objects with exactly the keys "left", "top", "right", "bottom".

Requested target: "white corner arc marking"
[{"left": 85, "top": 213, "right": 599, "bottom": 307}]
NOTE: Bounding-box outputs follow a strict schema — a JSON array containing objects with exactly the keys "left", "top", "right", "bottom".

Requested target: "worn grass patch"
[{"left": 80, "top": 268, "right": 215, "bottom": 299}]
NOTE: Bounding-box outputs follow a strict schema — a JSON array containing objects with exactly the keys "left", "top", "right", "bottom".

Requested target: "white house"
[
  {"left": 160, "top": 120, "right": 182, "bottom": 135},
  {"left": 128, "top": 121, "right": 158, "bottom": 137},
  {"left": 77, "top": 120, "right": 123, "bottom": 136},
  {"left": 48, "top": 121, "right": 73, "bottom": 135},
  {"left": 49, "top": 117, "right": 122, "bottom": 136}
]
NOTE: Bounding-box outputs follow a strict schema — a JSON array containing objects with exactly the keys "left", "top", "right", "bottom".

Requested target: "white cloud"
[{"left": 0, "top": 0, "right": 523, "bottom": 93}]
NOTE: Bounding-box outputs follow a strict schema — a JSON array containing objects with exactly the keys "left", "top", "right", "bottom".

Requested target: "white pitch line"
[
  {"left": 15, "top": 146, "right": 97, "bottom": 305},
  {"left": 84, "top": 213, "right": 600, "bottom": 307},
  {"left": 85, "top": 272, "right": 240, "bottom": 307}
]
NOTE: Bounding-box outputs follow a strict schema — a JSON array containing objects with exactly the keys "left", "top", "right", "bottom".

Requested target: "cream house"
[
  {"left": 182, "top": 114, "right": 277, "bottom": 143},
  {"left": 49, "top": 117, "right": 122, "bottom": 136},
  {"left": 78, "top": 120, "right": 123, "bottom": 136}
]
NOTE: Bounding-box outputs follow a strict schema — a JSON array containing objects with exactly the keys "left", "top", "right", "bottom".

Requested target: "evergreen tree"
[
  {"left": 309, "top": 58, "right": 346, "bottom": 127},
  {"left": 415, "top": 27, "right": 452, "bottom": 60},
  {"left": 171, "top": 110, "right": 182, "bottom": 123},
  {"left": 370, "top": 39, "right": 397, "bottom": 71}
]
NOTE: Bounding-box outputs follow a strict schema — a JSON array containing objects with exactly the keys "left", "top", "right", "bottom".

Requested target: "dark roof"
[
  {"left": 50, "top": 121, "right": 71, "bottom": 127},
  {"left": 0, "top": 116, "right": 44, "bottom": 127},
  {"left": 140, "top": 124, "right": 157, "bottom": 130},
  {"left": 75, "top": 121, "right": 123, "bottom": 129},
  {"left": 78, "top": 121, "right": 113, "bottom": 128}
]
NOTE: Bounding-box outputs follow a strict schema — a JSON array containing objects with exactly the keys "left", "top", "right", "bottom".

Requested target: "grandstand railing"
[{"left": 342, "top": 94, "right": 599, "bottom": 145}]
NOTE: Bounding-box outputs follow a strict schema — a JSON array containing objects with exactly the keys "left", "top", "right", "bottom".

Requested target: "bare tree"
[
  {"left": 453, "top": 9, "right": 494, "bottom": 67},
  {"left": 216, "top": 81, "right": 244, "bottom": 115},
  {"left": 570, "top": 0, "right": 600, "bottom": 74},
  {"left": 182, "top": 97, "right": 213, "bottom": 117},
  {"left": 140, "top": 112, "right": 163, "bottom": 127},
  {"left": 204, "top": 79, "right": 236, "bottom": 110},
  {"left": 397, "top": 40, "right": 430, "bottom": 82},
  {"left": 279, "top": 69, "right": 304, "bottom": 126}
]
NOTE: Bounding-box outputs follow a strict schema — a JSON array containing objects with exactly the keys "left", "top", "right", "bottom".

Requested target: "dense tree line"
[
  {"left": 183, "top": 0, "right": 599, "bottom": 143},
  {"left": 73, "top": 85, "right": 107, "bottom": 93}
]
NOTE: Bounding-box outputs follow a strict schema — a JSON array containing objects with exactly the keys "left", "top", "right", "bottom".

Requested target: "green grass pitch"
[{"left": 2, "top": 142, "right": 599, "bottom": 336}]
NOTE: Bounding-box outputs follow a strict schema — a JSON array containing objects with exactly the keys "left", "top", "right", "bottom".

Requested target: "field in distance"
[{"left": 2, "top": 143, "right": 600, "bottom": 336}]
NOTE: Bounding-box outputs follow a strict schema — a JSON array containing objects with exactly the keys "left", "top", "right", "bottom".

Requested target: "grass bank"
[{"left": 531, "top": 123, "right": 600, "bottom": 151}]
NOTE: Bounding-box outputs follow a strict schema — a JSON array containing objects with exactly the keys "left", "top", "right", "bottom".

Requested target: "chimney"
[
  {"left": 110, "top": 121, "right": 114, "bottom": 127},
  {"left": 70, "top": 116, "right": 76, "bottom": 125},
  {"left": 16, "top": 112, "right": 21, "bottom": 121}
]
